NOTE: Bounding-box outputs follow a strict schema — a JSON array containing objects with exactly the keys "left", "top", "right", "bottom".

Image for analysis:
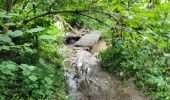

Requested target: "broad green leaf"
[
  {"left": 23, "top": 43, "right": 32, "bottom": 46},
  {"left": 0, "top": 13, "right": 12, "bottom": 18},
  {"left": 20, "top": 64, "right": 35, "bottom": 71},
  {"left": 0, "top": 34, "right": 12, "bottom": 43},
  {"left": 20, "top": 64, "right": 34, "bottom": 76},
  {"left": 8, "top": 30, "right": 23, "bottom": 37},
  {"left": 24, "top": 46, "right": 36, "bottom": 54},
  {"left": 4, "top": 22, "right": 16, "bottom": 26},
  {"left": 39, "top": 58, "right": 46, "bottom": 66},
  {"left": 0, "top": 11, "right": 6, "bottom": 15},
  {"left": 29, "top": 75, "right": 37, "bottom": 81},
  {"left": 23, "top": 70, "right": 31, "bottom": 76},
  {"left": 0, "top": 46, "right": 10, "bottom": 50},
  {"left": 28, "top": 66, "right": 35, "bottom": 71},
  {"left": 2, "top": 69, "right": 12, "bottom": 75},
  {"left": 164, "top": 53, "right": 170, "bottom": 57},
  {"left": 128, "top": 15, "right": 134, "bottom": 20},
  {"left": 39, "top": 35, "right": 55, "bottom": 40},
  {"left": 6, "top": 63, "right": 17, "bottom": 70},
  {"left": 27, "top": 27, "right": 45, "bottom": 33},
  {"left": 8, "top": 13, "right": 19, "bottom": 17},
  {"left": 45, "top": 77, "right": 53, "bottom": 85}
]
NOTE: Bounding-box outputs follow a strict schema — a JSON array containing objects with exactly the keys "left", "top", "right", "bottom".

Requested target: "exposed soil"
[{"left": 91, "top": 40, "right": 108, "bottom": 54}]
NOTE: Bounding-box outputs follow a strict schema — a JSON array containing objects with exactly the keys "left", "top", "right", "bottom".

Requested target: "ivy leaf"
[
  {"left": 0, "top": 34, "right": 12, "bottom": 43},
  {"left": 39, "top": 35, "right": 55, "bottom": 40},
  {"left": 29, "top": 75, "right": 37, "bottom": 81},
  {"left": 27, "top": 27, "right": 45, "bottom": 33},
  {"left": 8, "top": 30, "right": 23, "bottom": 37}
]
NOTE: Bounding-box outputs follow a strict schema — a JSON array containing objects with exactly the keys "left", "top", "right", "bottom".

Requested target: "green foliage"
[
  {"left": 0, "top": 60, "right": 65, "bottom": 99},
  {"left": 101, "top": 1, "right": 170, "bottom": 100},
  {"left": 0, "top": 1, "right": 67, "bottom": 99},
  {"left": 0, "top": 22, "right": 66, "bottom": 99},
  {"left": 8, "top": 30, "right": 23, "bottom": 37},
  {"left": 1, "top": 0, "right": 170, "bottom": 99},
  {"left": 0, "top": 34, "right": 12, "bottom": 43},
  {"left": 27, "top": 27, "right": 45, "bottom": 33}
]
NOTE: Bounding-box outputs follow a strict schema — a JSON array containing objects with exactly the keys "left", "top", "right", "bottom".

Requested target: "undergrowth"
[
  {"left": 0, "top": 12, "right": 67, "bottom": 99},
  {"left": 101, "top": 2, "right": 170, "bottom": 100}
]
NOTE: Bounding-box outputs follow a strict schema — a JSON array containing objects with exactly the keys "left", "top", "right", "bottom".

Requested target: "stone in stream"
[{"left": 75, "top": 30, "right": 101, "bottom": 47}]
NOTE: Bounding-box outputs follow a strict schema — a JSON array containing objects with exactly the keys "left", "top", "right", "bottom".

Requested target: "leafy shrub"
[
  {"left": 101, "top": 41, "right": 170, "bottom": 99},
  {"left": 0, "top": 10, "right": 66, "bottom": 99},
  {"left": 0, "top": 60, "right": 65, "bottom": 100},
  {"left": 100, "top": 44, "right": 125, "bottom": 72},
  {"left": 101, "top": 1, "right": 170, "bottom": 100}
]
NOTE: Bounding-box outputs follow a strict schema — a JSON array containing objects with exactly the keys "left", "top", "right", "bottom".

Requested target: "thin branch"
[
  {"left": 24, "top": 10, "right": 90, "bottom": 24},
  {"left": 22, "top": 9, "right": 115, "bottom": 30}
]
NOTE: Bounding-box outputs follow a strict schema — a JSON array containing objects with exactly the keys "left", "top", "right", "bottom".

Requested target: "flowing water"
[{"left": 64, "top": 40, "right": 149, "bottom": 100}]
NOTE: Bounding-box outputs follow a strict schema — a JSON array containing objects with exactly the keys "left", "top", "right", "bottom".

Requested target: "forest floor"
[{"left": 63, "top": 30, "right": 150, "bottom": 100}]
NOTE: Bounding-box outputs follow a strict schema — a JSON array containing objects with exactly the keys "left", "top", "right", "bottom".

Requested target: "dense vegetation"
[
  {"left": 0, "top": 0, "right": 170, "bottom": 100},
  {"left": 100, "top": 1, "right": 170, "bottom": 100},
  {"left": 0, "top": 0, "right": 67, "bottom": 99},
  {"left": 0, "top": 0, "right": 114, "bottom": 99}
]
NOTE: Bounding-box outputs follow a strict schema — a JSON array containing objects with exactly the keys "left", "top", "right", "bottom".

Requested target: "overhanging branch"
[
  {"left": 23, "top": 9, "right": 114, "bottom": 28},
  {"left": 24, "top": 10, "right": 90, "bottom": 24}
]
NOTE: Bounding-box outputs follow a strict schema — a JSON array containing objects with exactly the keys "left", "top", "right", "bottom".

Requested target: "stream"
[{"left": 64, "top": 34, "right": 149, "bottom": 100}]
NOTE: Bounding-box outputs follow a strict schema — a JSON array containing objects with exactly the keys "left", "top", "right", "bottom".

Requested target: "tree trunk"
[{"left": 6, "top": 0, "right": 15, "bottom": 13}]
